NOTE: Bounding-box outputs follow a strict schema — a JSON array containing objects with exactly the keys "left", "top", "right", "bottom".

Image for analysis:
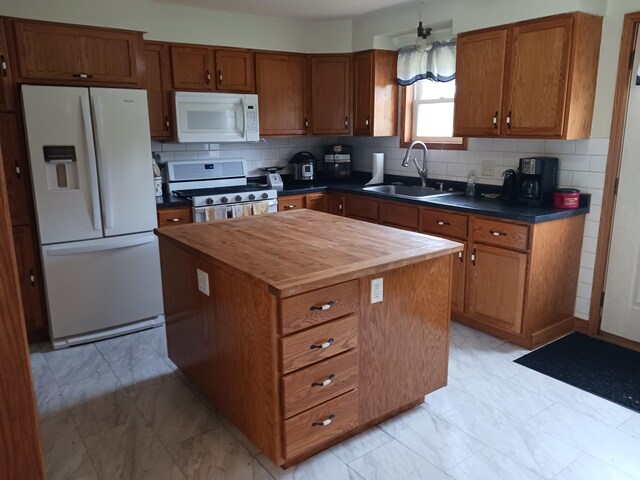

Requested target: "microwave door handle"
[
  {"left": 240, "top": 96, "right": 247, "bottom": 139},
  {"left": 91, "top": 95, "right": 114, "bottom": 230},
  {"left": 80, "top": 94, "right": 102, "bottom": 231}
]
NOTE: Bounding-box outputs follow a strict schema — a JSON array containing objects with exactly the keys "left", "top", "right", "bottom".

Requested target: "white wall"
[{"left": 0, "top": 0, "right": 353, "bottom": 53}]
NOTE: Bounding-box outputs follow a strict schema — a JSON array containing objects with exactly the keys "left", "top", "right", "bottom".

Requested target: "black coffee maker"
[{"left": 518, "top": 157, "right": 558, "bottom": 206}]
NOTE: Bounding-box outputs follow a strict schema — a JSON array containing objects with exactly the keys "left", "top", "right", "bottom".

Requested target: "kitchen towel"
[
  {"left": 204, "top": 207, "right": 215, "bottom": 222},
  {"left": 213, "top": 205, "right": 227, "bottom": 221},
  {"left": 231, "top": 205, "right": 244, "bottom": 218},
  {"left": 252, "top": 201, "right": 269, "bottom": 215},
  {"left": 366, "top": 152, "right": 385, "bottom": 185},
  {"left": 243, "top": 204, "right": 252, "bottom": 217}
]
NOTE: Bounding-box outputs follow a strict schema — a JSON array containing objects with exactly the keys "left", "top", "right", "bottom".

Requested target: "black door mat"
[{"left": 514, "top": 332, "right": 640, "bottom": 413}]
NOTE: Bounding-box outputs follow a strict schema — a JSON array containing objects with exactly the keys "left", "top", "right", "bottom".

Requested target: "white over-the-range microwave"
[{"left": 173, "top": 91, "right": 260, "bottom": 143}]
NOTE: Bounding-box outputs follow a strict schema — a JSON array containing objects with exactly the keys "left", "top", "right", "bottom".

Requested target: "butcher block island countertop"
[{"left": 155, "top": 210, "right": 463, "bottom": 467}]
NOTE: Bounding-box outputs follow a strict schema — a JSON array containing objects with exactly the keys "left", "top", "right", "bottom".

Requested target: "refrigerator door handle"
[
  {"left": 45, "top": 233, "right": 156, "bottom": 256},
  {"left": 91, "top": 95, "right": 114, "bottom": 230},
  {"left": 80, "top": 94, "right": 102, "bottom": 231}
]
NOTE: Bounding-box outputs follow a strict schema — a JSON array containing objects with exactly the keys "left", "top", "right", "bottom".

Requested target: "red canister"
[{"left": 553, "top": 188, "right": 580, "bottom": 209}]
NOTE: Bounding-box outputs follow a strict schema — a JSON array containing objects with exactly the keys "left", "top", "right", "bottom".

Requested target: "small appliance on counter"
[
  {"left": 289, "top": 151, "right": 317, "bottom": 181},
  {"left": 262, "top": 166, "right": 284, "bottom": 191},
  {"left": 324, "top": 144, "right": 352, "bottom": 179},
  {"left": 518, "top": 156, "right": 558, "bottom": 206},
  {"left": 501, "top": 168, "right": 519, "bottom": 200},
  {"left": 554, "top": 188, "right": 581, "bottom": 209}
]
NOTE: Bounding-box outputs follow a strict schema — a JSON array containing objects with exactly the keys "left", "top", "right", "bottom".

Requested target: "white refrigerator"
[{"left": 22, "top": 85, "right": 164, "bottom": 349}]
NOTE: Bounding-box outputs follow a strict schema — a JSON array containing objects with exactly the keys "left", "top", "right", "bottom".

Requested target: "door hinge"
[
  {"left": 614, "top": 177, "right": 620, "bottom": 196},
  {"left": 630, "top": 50, "right": 636, "bottom": 70}
]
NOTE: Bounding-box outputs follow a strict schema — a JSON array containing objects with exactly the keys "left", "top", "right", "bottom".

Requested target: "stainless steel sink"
[{"left": 362, "top": 185, "right": 462, "bottom": 198}]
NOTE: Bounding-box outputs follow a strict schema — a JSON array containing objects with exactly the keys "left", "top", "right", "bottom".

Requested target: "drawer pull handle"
[
  {"left": 312, "top": 414, "right": 335, "bottom": 427},
  {"left": 311, "top": 374, "right": 335, "bottom": 387},
  {"left": 436, "top": 221, "right": 450, "bottom": 226},
  {"left": 167, "top": 218, "right": 181, "bottom": 222},
  {"left": 310, "top": 300, "right": 335, "bottom": 311},
  {"left": 285, "top": 204, "right": 296, "bottom": 209},
  {"left": 310, "top": 338, "right": 334, "bottom": 350},
  {"left": 490, "top": 230, "right": 507, "bottom": 237},
  {"left": 73, "top": 73, "right": 93, "bottom": 79},
  {"left": 458, "top": 251, "right": 464, "bottom": 263}
]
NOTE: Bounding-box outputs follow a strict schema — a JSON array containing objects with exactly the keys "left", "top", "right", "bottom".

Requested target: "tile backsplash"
[{"left": 152, "top": 134, "right": 607, "bottom": 320}]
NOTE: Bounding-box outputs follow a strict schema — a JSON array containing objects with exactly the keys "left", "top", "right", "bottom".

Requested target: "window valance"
[{"left": 397, "top": 39, "right": 456, "bottom": 86}]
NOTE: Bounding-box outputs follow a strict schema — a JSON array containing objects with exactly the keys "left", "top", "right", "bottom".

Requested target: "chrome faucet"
[{"left": 401, "top": 140, "right": 429, "bottom": 187}]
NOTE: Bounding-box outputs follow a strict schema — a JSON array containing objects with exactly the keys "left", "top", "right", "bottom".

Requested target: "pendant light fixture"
[{"left": 415, "top": 1, "right": 432, "bottom": 52}]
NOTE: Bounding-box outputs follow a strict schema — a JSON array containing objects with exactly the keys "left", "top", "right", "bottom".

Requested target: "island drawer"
[
  {"left": 472, "top": 218, "right": 529, "bottom": 251},
  {"left": 420, "top": 208, "right": 468, "bottom": 239},
  {"left": 280, "top": 280, "right": 358, "bottom": 334},
  {"left": 157, "top": 207, "right": 193, "bottom": 227},
  {"left": 283, "top": 389, "right": 358, "bottom": 460},
  {"left": 282, "top": 349, "right": 358, "bottom": 418},
  {"left": 281, "top": 315, "right": 358, "bottom": 374}
]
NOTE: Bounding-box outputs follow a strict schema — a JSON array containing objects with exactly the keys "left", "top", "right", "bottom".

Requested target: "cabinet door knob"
[
  {"left": 345, "top": 116, "right": 349, "bottom": 129},
  {"left": 310, "top": 300, "right": 335, "bottom": 311},
  {"left": 458, "top": 251, "right": 464, "bottom": 263},
  {"left": 312, "top": 414, "right": 335, "bottom": 427},
  {"left": 471, "top": 248, "right": 477, "bottom": 265},
  {"left": 15, "top": 163, "right": 21, "bottom": 178},
  {"left": 206, "top": 70, "right": 211, "bottom": 83},
  {"left": 1, "top": 55, "right": 7, "bottom": 77},
  {"left": 493, "top": 111, "right": 498, "bottom": 129},
  {"left": 304, "top": 117, "right": 309, "bottom": 129},
  {"left": 310, "top": 338, "right": 334, "bottom": 350},
  {"left": 506, "top": 111, "right": 512, "bottom": 129},
  {"left": 311, "top": 374, "right": 335, "bottom": 387},
  {"left": 365, "top": 117, "right": 370, "bottom": 127},
  {"left": 218, "top": 70, "right": 222, "bottom": 82},
  {"left": 29, "top": 269, "right": 36, "bottom": 286},
  {"left": 165, "top": 116, "right": 170, "bottom": 128}
]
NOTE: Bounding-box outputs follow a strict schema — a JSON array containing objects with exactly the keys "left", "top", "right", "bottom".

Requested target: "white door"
[
  {"left": 41, "top": 233, "right": 164, "bottom": 342},
  {"left": 22, "top": 85, "right": 103, "bottom": 244},
  {"left": 601, "top": 33, "right": 640, "bottom": 343},
  {"left": 90, "top": 88, "right": 157, "bottom": 237}
]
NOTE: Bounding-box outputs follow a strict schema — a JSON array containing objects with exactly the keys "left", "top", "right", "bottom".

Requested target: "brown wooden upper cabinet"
[
  {"left": 170, "top": 45, "right": 215, "bottom": 90},
  {"left": 453, "top": 12, "right": 602, "bottom": 139},
  {"left": 171, "top": 45, "right": 255, "bottom": 92},
  {"left": 214, "top": 49, "right": 254, "bottom": 92},
  {"left": 13, "top": 19, "right": 144, "bottom": 86},
  {"left": 0, "top": 19, "right": 15, "bottom": 111},
  {"left": 353, "top": 50, "right": 398, "bottom": 137},
  {"left": 144, "top": 42, "right": 172, "bottom": 138},
  {"left": 310, "top": 55, "right": 351, "bottom": 135},
  {"left": 256, "top": 52, "right": 309, "bottom": 135}
]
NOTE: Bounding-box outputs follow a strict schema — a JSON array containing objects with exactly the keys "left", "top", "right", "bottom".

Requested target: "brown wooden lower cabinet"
[
  {"left": 330, "top": 192, "right": 585, "bottom": 348},
  {"left": 12, "top": 225, "right": 48, "bottom": 340},
  {"left": 278, "top": 195, "right": 306, "bottom": 212},
  {"left": 158, "top": 213, "right": 453, "bottom": 466},
  {"left": 326, "top": 193, "right": 345, "bottom": 216},
  {"left": 157, "top": 206, "right": 192, "bottom": 227},
  {"left": 305, "top": 193, "right": 326, "bottom": 212}
]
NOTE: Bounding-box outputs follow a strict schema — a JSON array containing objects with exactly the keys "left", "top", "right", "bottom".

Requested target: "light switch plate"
[
  {"left": 480, "top": 160, "right": 495, "bottom": 177},
  {"left": 197, "top": 268, "right": 210, "bottom": 296},
  {"left": 371, "top": 278, "right": 383, "bottom": 304}
]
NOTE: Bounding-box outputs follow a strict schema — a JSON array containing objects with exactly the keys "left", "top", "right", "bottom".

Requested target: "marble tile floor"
[{"left": 29, "top": 322, "right": 640, "bottom": 480}]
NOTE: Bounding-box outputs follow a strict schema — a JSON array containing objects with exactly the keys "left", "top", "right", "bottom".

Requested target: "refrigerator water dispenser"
[{"left": 43, "top": 145, "right": 78, "bottom": 190}]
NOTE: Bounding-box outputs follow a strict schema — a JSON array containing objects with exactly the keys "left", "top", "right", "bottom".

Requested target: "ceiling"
[{"left": 151, "top": 0, "right": 419, "bottom": 21}]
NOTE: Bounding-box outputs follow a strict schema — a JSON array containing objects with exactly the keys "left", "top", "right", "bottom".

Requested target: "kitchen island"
[{"left": 155, "top": 209, "right": 463, "bottom": 467}]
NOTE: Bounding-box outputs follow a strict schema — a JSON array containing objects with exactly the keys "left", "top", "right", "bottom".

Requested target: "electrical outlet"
[
  {"left": 197, "top": 268, "right": 210, "bottom": 296},
  {"left": 371, "top": 278, "right": 383, "bottom": 304},
  {"left": 480, "top": 160, "right": 495, "bottom": 177}
]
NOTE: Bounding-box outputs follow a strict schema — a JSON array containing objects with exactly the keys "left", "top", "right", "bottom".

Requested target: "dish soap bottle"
[{"left": 466, "top": 171, "right": 477, "bottom": 197}]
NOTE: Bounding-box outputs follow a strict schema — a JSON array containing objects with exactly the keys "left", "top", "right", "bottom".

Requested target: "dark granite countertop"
[
  {"left": 157, "top": 172, "right": 590, "bottom": 224},
  {"left": 278, "top": 173, "right": 590, "bottom": 224}
]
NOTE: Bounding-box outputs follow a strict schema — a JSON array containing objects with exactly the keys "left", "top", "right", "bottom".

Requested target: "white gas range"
[{"left": 166, "top": 159, "right": 278, "bottom": 223}]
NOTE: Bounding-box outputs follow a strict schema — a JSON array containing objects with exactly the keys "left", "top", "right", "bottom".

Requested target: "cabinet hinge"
[
  {"left": 614, "top": 177, "right": 620, "bottom": 196},
  {"left": 630, "top": 50, "right": 636, "bottom": 70}
]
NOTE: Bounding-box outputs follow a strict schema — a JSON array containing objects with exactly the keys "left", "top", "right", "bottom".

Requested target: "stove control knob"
[
  {"left": 206, "top": 198, "right": 214, "bottom": 205},
  {"left": 261, "top": 192, "right": 269, "bottom": 199},
  {"left": 220, "top": 196, "right": 228, "bottom": 203},
  {"left": 248, "top": 194, "right": 256, "bottom": 201},
  {"left": 235, "top": 195, "right": 243, "bottom": 202}
]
